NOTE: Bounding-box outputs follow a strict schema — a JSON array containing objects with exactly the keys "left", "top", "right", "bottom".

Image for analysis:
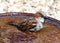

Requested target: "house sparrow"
[{"left": 8, "top": 12, "right": 44, "bottom": 32}]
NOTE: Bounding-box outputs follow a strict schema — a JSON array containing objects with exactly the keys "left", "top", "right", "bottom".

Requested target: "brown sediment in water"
[{"left": 0, "top": 16, "right": 60, "bottom": 43}]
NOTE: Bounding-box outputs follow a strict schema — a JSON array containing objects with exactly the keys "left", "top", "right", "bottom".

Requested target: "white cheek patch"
[{"left": 29, "top": 17, "right": 44, "bottom": 32}]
